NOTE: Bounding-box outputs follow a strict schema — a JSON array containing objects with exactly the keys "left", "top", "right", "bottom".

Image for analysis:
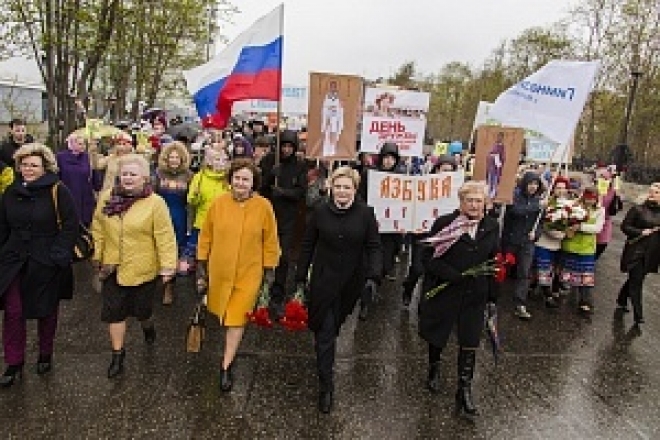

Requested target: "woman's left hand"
[{"left": 162, "top": 274, "right": 174, "bottom": 284}]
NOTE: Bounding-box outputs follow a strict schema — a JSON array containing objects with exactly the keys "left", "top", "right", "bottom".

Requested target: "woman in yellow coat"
[{"left": 197, "top": 158, "right": 280, "bottom": 392}]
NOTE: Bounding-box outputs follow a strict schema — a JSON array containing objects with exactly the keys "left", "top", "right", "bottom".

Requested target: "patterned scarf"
[
  {"left": 422, "top": 214, "right": 479, "bottom": 258},
  {"left": 103, "top": 183, "right": 153, "bottom": 217}
]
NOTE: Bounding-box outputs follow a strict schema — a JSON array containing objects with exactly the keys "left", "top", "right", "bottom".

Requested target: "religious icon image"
[
  {"left": 486, "top": 131, "right": 506, "bottom": 199},
  {"left": 321, "top": 80, "right": 344, "bottom": 156}
]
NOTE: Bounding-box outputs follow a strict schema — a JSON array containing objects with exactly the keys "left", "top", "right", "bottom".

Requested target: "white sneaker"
[{"left": 515, "top": 305, "right": 532, "bottom": 320}]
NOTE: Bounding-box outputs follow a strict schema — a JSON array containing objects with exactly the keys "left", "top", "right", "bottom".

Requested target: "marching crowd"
[{"left": 0, "top": 115, "right": 659, "bottom": 416}]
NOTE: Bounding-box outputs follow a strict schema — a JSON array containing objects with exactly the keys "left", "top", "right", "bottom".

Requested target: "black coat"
[
  {"left": 295, "top": 199, "right": 382, "bottom": 333},
  {"left": 620, "top": 202, "right": 660, "bottom": 274},
  {"left": 0, "top": 172, "right": 77, "bottom": 318},
  {"left": 0, "top": 134, "right": 35, "bottom": 167},
  {"left": 259, "top": 153, "right": 307, "bottom": 234},
  {"left": 419, "top": 212, "right": 499, "bottom": 349}
]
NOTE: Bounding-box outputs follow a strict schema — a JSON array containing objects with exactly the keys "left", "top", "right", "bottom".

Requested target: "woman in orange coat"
[{"left": 197, "top": 158, "right": 280, "bottom": 392}]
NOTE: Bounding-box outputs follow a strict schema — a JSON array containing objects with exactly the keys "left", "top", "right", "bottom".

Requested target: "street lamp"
[{"left": 614, "top": 50, "right": 642, "bottom": 170}]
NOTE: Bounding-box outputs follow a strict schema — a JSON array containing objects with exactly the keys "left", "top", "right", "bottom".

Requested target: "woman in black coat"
[
  {"left": 0, "top": 144, "right": 78, "bottom": 387},
  {"left": 617, "top": 183, "right": 660, "bottom": 324},
  {"left": 295, "top": 166, "right": 382, "bottom": 414},
  {"left": 419, "top": 181, "right": 499, "bottom": 417}
]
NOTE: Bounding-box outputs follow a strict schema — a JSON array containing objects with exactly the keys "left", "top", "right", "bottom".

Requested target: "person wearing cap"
[
  {"left": 501, "top": 171, "right": 545, "bottom": 320},
  {"left": 231, "top": 134, "right": 253, "bottom": 160},
  {"left": 259, "top": 130, "right": 307, "bottom": 318},
  {"left": 560, "top": 187, "right": 605, "bottom": 314}
]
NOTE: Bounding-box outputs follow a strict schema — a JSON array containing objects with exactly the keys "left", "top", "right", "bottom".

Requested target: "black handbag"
[{"left": 52, "top": 183, "right": 95, "bottom": 262}]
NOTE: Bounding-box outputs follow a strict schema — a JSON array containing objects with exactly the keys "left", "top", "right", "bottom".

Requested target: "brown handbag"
[{"left": 186, "top": 300, "right": 207, "bottom": 353}]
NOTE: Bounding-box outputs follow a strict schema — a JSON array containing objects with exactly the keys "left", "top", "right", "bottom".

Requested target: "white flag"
[{"left": 488, "top": 60, "right": 600, "bottom": 146}]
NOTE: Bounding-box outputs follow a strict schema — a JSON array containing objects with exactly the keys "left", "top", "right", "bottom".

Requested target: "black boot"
[
  {"left": 358, "top": 288, "right": 372, "bottom": 321},
  {"left": 36, "top": 354, "right": 53, "bottom": 375},
  {"left": 455, "top": 348, "right": 479, "bottom": 417},
  {"left": 427, "top": 362, "right": 441, "bottom": 394},
  {"left": 220, "top": 364, "right": 233, "bottom": 392},
  {"left": 0, "top": 364, "right": 24, "bottom": 388},
  {"left": 401, "top": 284, "right": 413, "bottom": 308},
  {"left": 542, "top": 286, "right": 559, "bottom": 308},
  {"left": 107, "top": 349, "right": 125, "bottom": 379},
  {"left": 318, "top": 389, "right": 333, "bottom": 413},
  {"left": 142, "top": 324, "right": 157, "bottom": 345}
]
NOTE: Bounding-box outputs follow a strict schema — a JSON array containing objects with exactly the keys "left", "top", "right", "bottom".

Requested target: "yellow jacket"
[
  {"left": 91, "top": 190, "right": 177, "bottom": 286},
  {"left": 0, "top": 165, "right": 13, "bottom": 194}
]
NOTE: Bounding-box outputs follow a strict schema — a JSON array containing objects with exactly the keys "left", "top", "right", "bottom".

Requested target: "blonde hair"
[
  {"left": 638, "top": 182, "right": 660, "bottom": 204},
  {"left": 118, "top": 154, "right": 151, "bottom": 177},
  {"left": 329, "top": 166, "right": 360, "bottom": 189},
  {"left": 13, "top": 143, "right": 58, "bottom": 173},
  {"left": 458, "top": 181, "right": 488, "bottom": 201}
]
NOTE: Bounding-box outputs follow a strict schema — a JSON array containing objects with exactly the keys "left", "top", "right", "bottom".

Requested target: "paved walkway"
[{"left": 0, "top": 214, "right": 658, "bottom": 439}]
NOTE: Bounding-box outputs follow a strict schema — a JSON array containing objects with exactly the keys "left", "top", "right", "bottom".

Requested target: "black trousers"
[
  {"left": 617, "top": 263, "right": 647, "bottom": 320},
  {"left": 595, "top": 243, "right": 608, "bottom": 261},
  {"left": 272, "top": 231, "right": 294, "bottom": 302},
  {"left": 381, "top": 234, "right": 401, "bottom": 277},
  {"left": 402, "top": 239, "right": 425, "bottom": 295},
  {"left": 314, "top": 309, "right": 337, "bottom": 393}
]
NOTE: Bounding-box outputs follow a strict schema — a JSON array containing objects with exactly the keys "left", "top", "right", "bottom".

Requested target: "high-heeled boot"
[
  {"left": 107, "top": 348, "right": 125, "bottom": 379},
  {"left": 219, "top": 363, "right": 233, "bottom": 392},
  {"left": 0, "top": 364, "right": 24, "bottom": 388},
  {"left": 427, "top": 362, "right": 441, "bottom": 394},
  {"left": 455, "top": 348, "right": 479, "bottom": 417}
]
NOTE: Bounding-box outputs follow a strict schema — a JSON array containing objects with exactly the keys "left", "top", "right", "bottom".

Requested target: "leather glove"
[
  {"left": 196, "top": 260, "right": 209, "bottom": 294},
  {"left": 263, "top": 268, "right": 275, "bottom": 286}
]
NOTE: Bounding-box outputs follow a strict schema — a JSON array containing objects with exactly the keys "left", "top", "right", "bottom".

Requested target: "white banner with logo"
[
  {"left": 488, "top": 60, "right": 600, "bottom": 147},
  {"left": 232, "top": 85, "right": 308, "bottom": 115},
  {"left": 366, "top": 170, "right": 464, "bottom": 233},
  {"left": 360, "top": 88, "right": 430, "bottom": 157}
]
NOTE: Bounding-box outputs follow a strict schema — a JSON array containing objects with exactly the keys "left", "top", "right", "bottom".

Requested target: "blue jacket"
[{"left": 501, "top": 172, "right": 544, "bottom": 247}]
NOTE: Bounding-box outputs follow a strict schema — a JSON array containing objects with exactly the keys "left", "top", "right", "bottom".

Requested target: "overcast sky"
[{"left": 217, "top": 0, "right": 577, "bottom": 85}]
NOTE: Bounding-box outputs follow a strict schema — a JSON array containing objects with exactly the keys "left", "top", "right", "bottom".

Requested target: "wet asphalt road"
[{"left": 0, "top": 211, "right": 658, "bottom": 439}]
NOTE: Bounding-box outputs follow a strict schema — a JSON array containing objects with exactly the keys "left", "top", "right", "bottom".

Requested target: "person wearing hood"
[
  {"left": 231, "top": 135, "right": 254, "bottom": 159},
  {"left": 0, "top": 144, "right": 77, "bottom": 387},
  {"left": 56, "top": 133, "right": 96, "bottom": 227},
  {"left": 259, "top": 130, "right": 307, "bottom": 317},
  {"left": 356, "top": 142, "right": 403, "bottom": 319},
  {"left": 184, "top": 147, "right": 231, "bottom": 272},
  {"left": 501, "top": 171, "right": 545, "bottom": 320},
  {"left": 617, "top": 182, "right": 660, "bottom": 324},
  {"left": 154, "top": 141, "right": 193, "bottom": 304}
]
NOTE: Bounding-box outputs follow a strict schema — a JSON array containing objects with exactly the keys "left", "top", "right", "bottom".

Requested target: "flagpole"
[{"left": 275, "top": 4, "right": 284, "bottom": 172}]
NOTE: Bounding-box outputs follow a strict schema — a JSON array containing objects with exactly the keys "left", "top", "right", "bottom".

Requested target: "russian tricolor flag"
[{"left": 184, "top": 5, "right": 283, "bottom": 129}]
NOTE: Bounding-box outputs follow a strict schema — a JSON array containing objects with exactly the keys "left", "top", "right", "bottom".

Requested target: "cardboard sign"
[
  {"left": 366, "top": 170, "right": 464, "bottom": 233},
  {"left": 472, "top": 126, "right": 525, "bottom": 204},
  {"left": 306, "top": 72, "right": 363, "bottom": 159}
]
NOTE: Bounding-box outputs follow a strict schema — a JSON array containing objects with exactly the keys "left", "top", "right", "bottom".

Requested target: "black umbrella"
[{"left": 167, "top": 122, "right": 201, "bottom": 142}]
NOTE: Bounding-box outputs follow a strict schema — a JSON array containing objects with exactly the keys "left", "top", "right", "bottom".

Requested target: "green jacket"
[
  {"left": 0, "top": 162, "right": 13, "bottom": 194},
  {"left": 562, "top": 207, "right": 605, "bottom": 255},
  {"left": 187, "top": 168, "right": 230, "bottom": 229}
]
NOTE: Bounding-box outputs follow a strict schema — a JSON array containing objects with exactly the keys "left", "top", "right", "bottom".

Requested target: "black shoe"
[
  {"left": 269, "top": 298, "right": 285, "bottom": 322},
  {"left": 0, "top": 364, "right": 23, "bottom": 388},
  {"left": 107, "top": 349, "right": 125, "bottom": 379},
  {"left": 427, "top": 362, "right": 441, "bottom": 394},
  {"left": 36, "top": 355, "right": 52, "bottom": 375},
  {"left": 358, "top": 302, "right": 369, "bottom": 321},
  {"left": 220, "top": 364, "right": 233, "bottom": 392},
  {"left": 143, "top": 325, "right": 157, "bottom": 345},
  {"left": 318, "top": 390, "right": 333, "bottom": 413},
  {"left": 545, "top": 297, "right": 559, "bottom": 308}
]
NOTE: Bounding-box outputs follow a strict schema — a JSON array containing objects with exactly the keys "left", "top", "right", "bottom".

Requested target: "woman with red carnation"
[
  {"left": 295, "top": 166, "right": 381, "bottom": 414},
  {"left": 419, "top": 181, "right": 500, "bottom": 417},
  {"left": 196, "top": 159, "right": 280, "bottom": 392},
  {"left": 560, "top": 187, "right": 605, "bottom": 314}
]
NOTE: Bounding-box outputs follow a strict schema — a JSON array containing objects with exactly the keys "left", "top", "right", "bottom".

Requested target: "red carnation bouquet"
[
  {"left": 425, "top": 252, "right": 516, "bottom": 298},
  {"left": 246, "top": 281, "right": 273, "bottom": 328},
  {"left": 280, "top": 286, "right": 308, "bottom": 331}
]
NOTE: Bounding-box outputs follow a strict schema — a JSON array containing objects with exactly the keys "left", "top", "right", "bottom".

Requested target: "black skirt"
[{"left": 101, "top": 274, "right": 161, "bottom": 323}]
